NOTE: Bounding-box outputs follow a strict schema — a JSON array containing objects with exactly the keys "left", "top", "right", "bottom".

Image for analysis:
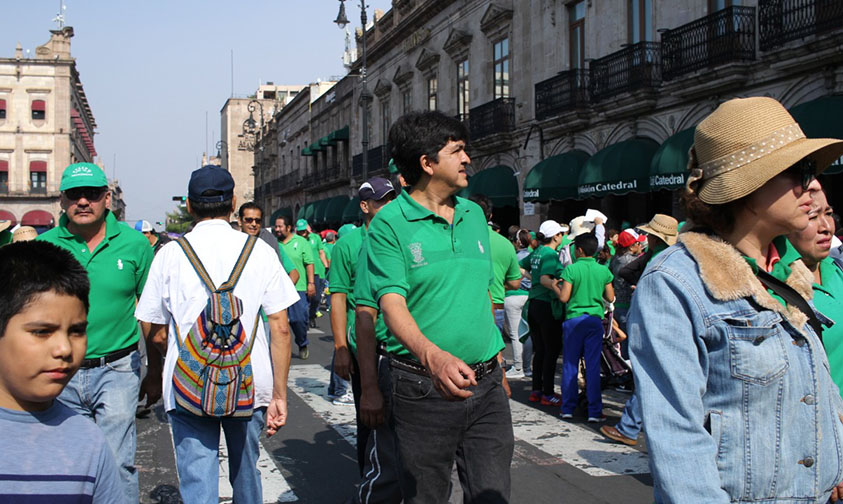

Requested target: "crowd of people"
[{"left": 3, "top": 99, "right": 843, "bottom": 503}]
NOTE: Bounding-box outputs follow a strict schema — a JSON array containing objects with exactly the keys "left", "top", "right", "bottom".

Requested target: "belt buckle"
[{"left": 99, "top": 356, "right": 107, "bottom": 367}]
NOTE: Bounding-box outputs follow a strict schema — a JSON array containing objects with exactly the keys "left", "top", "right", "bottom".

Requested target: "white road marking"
[
  {"left": 218, "top": 437, "right": 298, "bottom": 503},
  {"left": 287, "top": 364, "right": 649, "bottom": 477}
]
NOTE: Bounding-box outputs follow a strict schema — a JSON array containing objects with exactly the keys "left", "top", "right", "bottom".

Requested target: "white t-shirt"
[{"left": 135, "top": 219, "right": 299, "bottom": 411}]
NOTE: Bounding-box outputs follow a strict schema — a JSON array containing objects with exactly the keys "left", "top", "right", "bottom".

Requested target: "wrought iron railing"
[
  {"left": 469, "top": 98, "right": 515, "bottom": 140},
  {"left": 535, "top": 69, "right": 590, "bottom": 120},
  {"left": 662, "top": 6, "right": 756, "bottom": 81},
  {"left": 759, "top": 0, "right": 843, "bottom": 50},
  {"left": 351, "top": 144, "right": 390, "bottom": 177},
  {"left": 589, "top": 42, "right": 661, "bottom": 102}
]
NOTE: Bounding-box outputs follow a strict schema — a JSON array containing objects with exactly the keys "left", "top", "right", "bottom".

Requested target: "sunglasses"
[
  {"left": 785, "top": 158, "right": 817, "bottom": 191},
  {"left": 64, "top": 187, "right": 107, "bottom": 201},
  {"left": 241, "top": 217, "right": 261, "bottom": 224}
]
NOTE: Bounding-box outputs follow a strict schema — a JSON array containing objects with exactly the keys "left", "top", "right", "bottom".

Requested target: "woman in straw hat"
[{"left": 628, "top": 96, "right": 843, "bottom": 503}]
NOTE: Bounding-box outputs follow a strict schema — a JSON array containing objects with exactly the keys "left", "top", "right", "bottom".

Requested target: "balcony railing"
[
  {"left": 352, "top": 144, "right": 390, "bottom": 177},
  {"left": 759, "top": 0, "right": 843, "bottom": 50},
  {"left": 589, "top": 42, "right": 661, "bottom": 102},
  {"left": 535, "top": 69, "right": 590, "bottom": 120},
  {"left": 662, "top": 6, "right": 756, "bottom": 81},
  {"left": 469, "top": 98, "right": 515, "bottom": 140}
]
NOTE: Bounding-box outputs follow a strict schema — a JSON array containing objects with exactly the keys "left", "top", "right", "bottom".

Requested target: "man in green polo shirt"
[
  {"left": 366, "top": 111, "right": 513, "bottom": 503},
  {"left": 297, "top": 219, "right": 329, "bottom": 328},
  {"left": 275, "top": 215, "right": 314, "bottom": 358},
  {"left": 557, "top": 232, "right": 614, "bottom": 423},
  {"left": 36, "top": 162, "right": 153, "bottom": 502}
]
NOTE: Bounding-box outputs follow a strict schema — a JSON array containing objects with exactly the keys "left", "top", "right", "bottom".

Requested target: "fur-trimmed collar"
[{"left": 678, "top": 231, "right": 814, "bottom": 332}]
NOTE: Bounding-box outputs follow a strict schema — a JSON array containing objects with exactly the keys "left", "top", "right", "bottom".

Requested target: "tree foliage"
[{"left": 165, "top": 204, "right": 192, "bottom": 234}]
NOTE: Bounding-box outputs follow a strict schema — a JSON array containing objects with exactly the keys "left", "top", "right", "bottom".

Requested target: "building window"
[
  {"left": 629, "top": 0, "right": 652, "bottom": 43},
  {"left": 0, "top": 99, "right": 6, "bottom": 120},
  {"left": 427, "top": 76, "right": 438, "bottom": 111},
  {"left": 402, "top": 89, "right": 412, "bottom": 114},
  {"left": 569, "top": 1, "right": 586, "bottom": 69},
  {"left": 29, "top": 161, "right": 47, "bottom": 194},
  {"left": 493, "top": 38, "right": 510, "bottom": 99},
  {"left": 709, "top": 0, "right": 740, "bottom": 12},
  {"left": 31, "top": 100, "right": 46, "bottom": 121},
  {"left": 0, "top": 160, "right": 7, "bottom": 194},
  {"left": 457, "top": 59, "right": 470, "bottom": 121},
  {"left": 381, "top": 101, "right": 390, "bottom": 146}
]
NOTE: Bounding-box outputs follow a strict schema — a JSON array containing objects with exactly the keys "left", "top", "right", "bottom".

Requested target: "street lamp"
[
  {"left": 335, "top": 0, "right": 371, "bottom": 183},
  {"left": 216, "top": 140, "right": 228, "bottom": 165},
  {"left": 240, "top": 99, "right": 264, "bottom": 152}
]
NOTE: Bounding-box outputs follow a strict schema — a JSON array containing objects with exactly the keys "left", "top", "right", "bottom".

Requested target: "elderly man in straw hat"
[{"left": 628, "top": 96, "right": 843, "bottom": 503}]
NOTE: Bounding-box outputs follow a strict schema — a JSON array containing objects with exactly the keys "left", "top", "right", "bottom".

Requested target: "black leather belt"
[
  {"left": 384, "top": 349, "right": 499, "bottom": 381},
  {"left": 80, "top": 344, "right": 135, "bottom": 369}
]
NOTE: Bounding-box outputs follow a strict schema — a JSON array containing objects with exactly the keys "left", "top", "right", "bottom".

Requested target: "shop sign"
[
  {"left": 577, "top": 179, "right": 638, "bottom": 196},
  {"left": 523, "top": 202, "right": 535, "bottom": 216},
  {"left": 650, "top": 173, "right": 685, "bottom": 188},
  {"left": 523, "top": 189, "right": 539, "bottom": 199}
]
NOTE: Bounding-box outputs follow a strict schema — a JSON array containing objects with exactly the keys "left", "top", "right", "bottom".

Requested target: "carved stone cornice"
[
  {"left": 443, "top": 29, "right": 473, "bottom": 61},
  {"left": 374, "top": 78, "right": 393, "bottom": 99},
  {"left": 415, "top": 48, "right": 440, "bottom": 75},
  {"left": 480, "top": 2, "right": 513, "bottom": 40},
  {"left": 393, "top": 65, "right": 414, "bottom": 88}
]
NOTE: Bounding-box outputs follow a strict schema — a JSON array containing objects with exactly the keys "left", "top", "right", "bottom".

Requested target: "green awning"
[
  {"left": 790, "top": 95, "right": 843, "bottom": 175},
  {"left": 312, "top": 198, "right": 332, "bottom": 225},
  {"left": 319, "top": 136, "right": 336, "bottom": 148},
  {"left": 323, "top": 195, "right": 350, "bottom": 225},
  {"left": 310, "top": 142, "right": 323, "bottom": 152},
  {"left": 523, "top": 150, "right": 590, "bottom": 202},
  {"left": 329, "top": 126, "right": 349, "bottom": 142},
  {"left": 579, "top": 138, "right": 659, "bottom": 197},
  {"left": 464, "top": 165, "right": 518, "bottom": 207},
  {"left": 342, "top": 196, "right": 362, "bottom": 224},
  {"left": 301, "top": 203, "right": 314, "bottom": 222},
  {"left": 269, "top": 207, "right": 292, "bottom": 226},
  {"left": 301, "top": 146, "right": 314, "bottom": 156},
  {"left": 649, "top": 127, "right": 694, "bottom": 190}
]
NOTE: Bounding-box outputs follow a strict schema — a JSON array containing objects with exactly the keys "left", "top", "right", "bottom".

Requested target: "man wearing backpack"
[{"left": 135, "top": 166, "right": 299, "bottom": 504}]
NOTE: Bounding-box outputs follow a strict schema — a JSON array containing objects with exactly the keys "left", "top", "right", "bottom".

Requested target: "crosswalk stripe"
[
  {"left": 287, "top": 364, "right": 649, "bottom": 478},
  {"left": 218, "top": 434, "right": 299, "bottom": 503}
]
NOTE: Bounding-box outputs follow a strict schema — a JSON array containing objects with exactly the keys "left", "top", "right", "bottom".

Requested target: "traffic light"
[{"left": 172, "top": 196, "right": 186, "bottom": 202}]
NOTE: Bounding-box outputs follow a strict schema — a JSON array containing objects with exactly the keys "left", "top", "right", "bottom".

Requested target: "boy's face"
[{"left": 0, "top": 291, "right": 87, "bottom": 412}]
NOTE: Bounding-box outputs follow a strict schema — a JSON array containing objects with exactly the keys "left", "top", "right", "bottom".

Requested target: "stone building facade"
[
  {"left": 0, "top": 27, "right": 99, "bottom": 231},
  {"left": 255, "top": 0, "right": 843, "bottom": 231}
]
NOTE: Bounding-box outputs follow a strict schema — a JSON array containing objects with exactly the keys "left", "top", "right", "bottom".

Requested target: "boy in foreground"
[{"left": 0, "top": 241, "right": 122, "bottom": 503}]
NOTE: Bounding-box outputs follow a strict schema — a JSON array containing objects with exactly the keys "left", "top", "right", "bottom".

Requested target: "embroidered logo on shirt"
[
  {"left": 117, "top": 259, "right": 124, "bottom": 270},
  {"left": 478, "top": 240, "right": 485, "bottom": 254},
  {"left": 409, "top": 242, "right": 427, "bottom": 267}
]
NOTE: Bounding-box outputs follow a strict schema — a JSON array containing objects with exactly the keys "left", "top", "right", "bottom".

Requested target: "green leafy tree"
[{"left": 165, "top": 203, "right": 192, "bottom": 234}]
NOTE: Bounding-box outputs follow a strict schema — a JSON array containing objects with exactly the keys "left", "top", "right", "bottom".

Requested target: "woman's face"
[
  {"left": 744, "top": 163, "right": 821, "bottom": 236},
  {"left": 788, "top": 190, "right": 835, "bottom": 266}
]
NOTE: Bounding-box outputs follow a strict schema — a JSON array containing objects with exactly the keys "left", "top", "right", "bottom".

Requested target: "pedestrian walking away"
[{"left": 275, "top": 215, "right": 315, "bottom": 359}]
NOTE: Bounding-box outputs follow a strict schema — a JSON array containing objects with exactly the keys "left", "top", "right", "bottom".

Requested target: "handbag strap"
[
  {"left": 755, "top": 269, "right": 824, "bottom": 343},
  {"left": 175, "top": 235, "right": 258, "bottom": 293}
]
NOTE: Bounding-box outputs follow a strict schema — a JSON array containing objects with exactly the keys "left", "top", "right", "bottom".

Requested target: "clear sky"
[{"left": 1, "top": 1, "right": 391, "bottom": 227}]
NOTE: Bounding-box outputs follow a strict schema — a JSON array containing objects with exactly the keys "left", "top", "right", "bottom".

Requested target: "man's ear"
[{"left": 419, "top": 154, "right": 435, "bottom": 177}]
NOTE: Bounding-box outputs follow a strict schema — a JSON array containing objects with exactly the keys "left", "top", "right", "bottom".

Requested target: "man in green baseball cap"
[
  {"left": 296, "top": 218, "right": 329, "bottom": 328},
  {"left": 37, "top": 162, "right": 154, "bottom": 502}
]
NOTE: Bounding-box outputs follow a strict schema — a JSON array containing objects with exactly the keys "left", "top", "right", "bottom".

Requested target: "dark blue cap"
[
  {"left": 358, "top": 177, "right": 395, "bottom": 201},
  {"left": 188, "top": 165, "right": 235, "bottom": 203}
]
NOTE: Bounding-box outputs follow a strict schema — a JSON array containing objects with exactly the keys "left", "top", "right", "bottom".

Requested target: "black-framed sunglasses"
[
  {"left": 784, "top": 158, "right": 817, "bottom": 191},
  {"left": 64, "top": 186, "right": 107, "bottom": 201},
  {"left": 241, "top": 217, "right": 261, "bottom": 224}
]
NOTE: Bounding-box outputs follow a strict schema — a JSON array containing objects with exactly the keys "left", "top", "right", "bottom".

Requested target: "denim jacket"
[{"left": 629, "top": 231, "right": 843, "bottom": 503}]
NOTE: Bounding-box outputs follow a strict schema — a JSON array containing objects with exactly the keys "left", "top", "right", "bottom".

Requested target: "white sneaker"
[
  {"left": 505, "top": 368, "right": 525, "bottom": 380},
  {"left": 332, "top": 391, "right": 355, "bottom": 406}
]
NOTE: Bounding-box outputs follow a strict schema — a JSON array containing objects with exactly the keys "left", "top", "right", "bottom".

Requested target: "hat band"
[{"left": 698, "top": 123, "right": 805, "bottom": 179}]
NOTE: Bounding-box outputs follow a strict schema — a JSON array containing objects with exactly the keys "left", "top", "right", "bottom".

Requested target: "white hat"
[
  {"left": 134, "top": 220, "right": 153, "bottom": 232},
  {"left": 584, "top": 208, "right": 608, "bottom": 223},
  {"left": 569, "top": 216, "right": 595, "bottom": 238},
  {"left": 539, "top": 220, "right": 566, "bottom": 238}
]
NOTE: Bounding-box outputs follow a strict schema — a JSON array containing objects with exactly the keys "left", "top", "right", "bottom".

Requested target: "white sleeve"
[
  {"left": 259, "top": 245, "right": 299, "bottom": 315},
  {"left": 595, "top": 224, "right": 606, "bottom": 249},
  {"left": 135, "top": 250, "right": 170, "bottom": 324}
]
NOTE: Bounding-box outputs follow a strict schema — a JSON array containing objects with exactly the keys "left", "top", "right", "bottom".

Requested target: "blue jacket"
[{"left": 629, "top": 231, "right": 843, "bottom": 503}]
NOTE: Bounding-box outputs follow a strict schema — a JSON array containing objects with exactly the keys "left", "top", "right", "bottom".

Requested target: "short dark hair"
[
  {"left": 388, "top": 111, "right": 469, "bottom": 187},
  {"left": 238, "top": 201, "right": 263, "bottom": 219},
  {"left": 574, "top": 232, "right": 599, "bottom": 257},
  {"left": 189, "top": 190, "right": 232, "bottom": 220},
  {"left": 469, "top": 194, "right": 492, "bottom": 221},
  {"left": 681, "top": 189, "right": 742, "bottom": 235},
  {"left": 0, "top": 241, "right": 90, "bottom": 337},
  {"left": 275, "top": 215, "right": 291, "bottom": 229}
]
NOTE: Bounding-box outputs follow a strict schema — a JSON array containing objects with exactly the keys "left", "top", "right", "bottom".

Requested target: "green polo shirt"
[
  {"left": 815, "top": 257, "right": 843, "bottom": 396},
  {"left": 521, "top": 245, "right": 563, "bottom": 303},
  {"left": 328, "top": 227, "right": 365, "bottom": 353},
  {"left": 354, "top": 237, "right": 395, "bottom": 354},
  {"left": 367, "top": 191, "right": 502, "bottom": 363},
  {"left": 743, "top": 236, "right": 802, "bottom": 307},
  {"left": 306, "top": 233, "right": 326, "bottom": 277},
  {"left": 37, "top": 211, "right": 153, "bottom": 358},
  {"left": 280, "top": 234, "right": 314, "bottom": 291},
  {"left": 489, "top": 226, "right": 521, "bottom": 305},
  {"left": 276, "top": 242, "right": 296, "bottom": 275},
  {"left": 560, "top": 257, "right": 613, "bottom": 319},
  {"left": 324, "top": 242, "right": 335, "bottom": 263}
]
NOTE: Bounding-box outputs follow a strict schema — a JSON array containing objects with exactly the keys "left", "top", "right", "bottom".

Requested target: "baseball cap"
[
  {"left": 539, "top": 220, "right": 566, "bottom": 238},
  {"left": 134, "top": 220, "right": 153, "bottom": 233},
  {"left": 359, "top": 177, "right": 396, "bottom": 201},
  {"left": 388, "top": 158, "right": 399, "bottom": 175},
  {"left": 60, "top": 162, "right": 108, "bottom": 191},
  {"left": 296, "top": 218, "right": 308, "bottom": 231},
  {"left": 617, "top": 229, "right": 646, "bottom": 248},
  {"left": 188, "top": 165, "right": 235, "bottom": 203}
]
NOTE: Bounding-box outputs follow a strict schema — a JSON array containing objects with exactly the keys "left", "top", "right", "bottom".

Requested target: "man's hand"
[
  {"left": 360, "top": 385, "right": 385, "bottom": 429},
  {"left": 306, "top": 282, "right": 316, "bottom": 298},
  {"left": 138, "top": 373, "right": 162, "bottom": 407},
  {"left": 266, "top": 397, "right": 287, "bottom": 437},
  {"left": 501, "top": 372, "right": 512, "bottom": 398},
  {"left": 334, "top": 345, "right": 353, "bottom": 380},
  {"left": 423, "top": 348, "right": 476, "bottom": 400},
  {"left": 831, "top": 481, "right": 843, "bottom": 502}
]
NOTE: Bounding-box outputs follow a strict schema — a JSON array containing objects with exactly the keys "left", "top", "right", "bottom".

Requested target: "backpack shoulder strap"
[
  {"left": 756, "top": 269, "right": 824, "bottom": 343},
  {"left": 219, "top": 235, "right": 258, "bottom": 291},
  {"left": 175, "top": 237, "right": 217, "bottom": 291}
]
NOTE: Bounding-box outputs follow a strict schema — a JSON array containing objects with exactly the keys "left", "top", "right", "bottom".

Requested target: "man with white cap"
[
  {"left": 135, "top": 219, "right": 170, "bottom": 255},
  {"left": 618, "top": 214, "right": 679, "bottom": 287}
]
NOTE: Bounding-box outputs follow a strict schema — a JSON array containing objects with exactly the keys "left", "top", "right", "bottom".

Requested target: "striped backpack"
[{"left": 172, "top": 235, "right": 259, "bottom": 417}]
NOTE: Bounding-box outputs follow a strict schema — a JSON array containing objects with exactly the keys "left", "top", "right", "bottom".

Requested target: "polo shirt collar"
[
  {"left": 56, "top": 210, "right": 121, "bottom": 241},
  {"left": 815, "top": 256, "right": 843, "bottom": 296},
  {"left": 193, "top": 219, "right": 231, "bottom": 232},
  {"left": 398, "top": 190, "right": 470, "bottom": 224}
]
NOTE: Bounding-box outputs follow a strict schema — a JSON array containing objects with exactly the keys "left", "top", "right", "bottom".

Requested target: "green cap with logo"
[
  {"left": 296, "top": 218, "right": 308, "bottom": 231},
  {"left": 60, "top": 162, "right": 108, "bottom": 191}
]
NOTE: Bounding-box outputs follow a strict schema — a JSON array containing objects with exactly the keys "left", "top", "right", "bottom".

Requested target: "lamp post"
[
  {"left": 240, "top": 99, "right": 264, "bottom": 152},
  {"left": 216, "top": 140, "right": 228, "bottom": 165},
  {"left": 335, "top": 0, "right": 370, "bottom": 183}
]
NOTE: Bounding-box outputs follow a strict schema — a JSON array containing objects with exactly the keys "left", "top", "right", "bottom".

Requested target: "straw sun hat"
[
  {"left": 638, "top": 214, "right": 679, "bottom": 247},
  {"left": 688, "top": 96, "right": 843, "bottom": 205}
]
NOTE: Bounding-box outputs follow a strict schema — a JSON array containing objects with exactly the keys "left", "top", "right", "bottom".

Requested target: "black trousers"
[{"left": 527, "top": 299, "right": 562, "bottom": 396}]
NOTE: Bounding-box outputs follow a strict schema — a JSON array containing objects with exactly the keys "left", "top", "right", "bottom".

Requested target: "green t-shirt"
[
  {"left": 306, "top": 232, "right": 326, "bottom": 277},
  {"left": 560, "top": 257, "right": 613, "bottom": 319},
  {"left": 328, "top": 227, "right": 365, "bottom": 353},
  {"left": 280, "top": 234, "right": 314, "bottom": 291},
  {"left": 324, "top": 242, "right": 335, "bottom": 263},
  {"left": 366, "top": 191, "right": 502, "bottom": 363},
  {"left": 815, "top": 257, "right": 843, "bottom": 397},
  {"left": 488, "top": 227, "right": 521, "bottom": 304},
  {"left": 521, "top": 245, "right": 563, "bottom": 302},
  {"left": 352, "top": 235, "right": 395, "bottom": 354},
  {"left": 37, "top": 211, "right": 153, "bottom": 358},
  {"left": 276, "top": 242, "right": 296, "bottom": 275},
  {"left": 742, "top": 236, "right": 801, "bottom": 307}
]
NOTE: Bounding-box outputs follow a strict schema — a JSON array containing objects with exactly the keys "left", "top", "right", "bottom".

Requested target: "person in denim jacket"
[{"left": 629, "top": 97, "right": 843, "bottom": 503}]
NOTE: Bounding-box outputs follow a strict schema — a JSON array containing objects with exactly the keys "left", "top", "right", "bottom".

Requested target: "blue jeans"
[
  {"left": 616, "top": 392, "right": 643, "bottom": 439},
  {"left": 168, "top": 407, "right": 267, "bottom": 504},
  {"left": 493, "top": 308, "right": 505, "bottom": 335},
  {"left": 58, "top": 350, "right": 141, "bottom": 503},
  {"left": 561, "top": 314, "right": 604, "bottom": 417},
  {"left": 308, "top": 275, "right": 324, "bottom": 320},
  {"left": 288, "top": 291, "right": 309, "bottom": 348},
  {"left": 328, "top": 350, "right": 350, "bottom": 397}
]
